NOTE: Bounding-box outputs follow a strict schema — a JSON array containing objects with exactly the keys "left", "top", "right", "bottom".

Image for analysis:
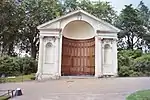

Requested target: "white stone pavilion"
[{"left": 36, "top": 9, "right": 120, "bottom": 80}]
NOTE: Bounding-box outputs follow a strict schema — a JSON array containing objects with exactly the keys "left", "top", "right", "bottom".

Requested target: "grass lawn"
[
  {"left": 0, "top": 95, "right": 10, "bottom": 100},
  {"left": 0, "top": 74, "right": 35, "bottom": 83},
  {"left": 127, "top": 90, "right": 150, "bottom": 100}
]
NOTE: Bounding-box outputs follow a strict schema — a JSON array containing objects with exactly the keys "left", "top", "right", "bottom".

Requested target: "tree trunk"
[
  {"left": 31, "top": 42, "right": 37, "bottom": 59},
  {"left": 8, "top": 42, "right": 14, "bottom": 56},
  {"left": 127, "top": 35, "right": 131, "bottom": 49},
  {"left": 131, "top": 33, "right": 134, "bottom": 50}
]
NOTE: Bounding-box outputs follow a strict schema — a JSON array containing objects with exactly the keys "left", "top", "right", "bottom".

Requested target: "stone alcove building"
[{"left": 36, "top": 9, "right": 120, "bottom": 80}]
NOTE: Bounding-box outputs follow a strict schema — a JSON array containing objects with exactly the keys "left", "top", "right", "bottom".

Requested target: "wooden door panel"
[{"left": 61, "top": 37, "right": 95, "bottom": 76}]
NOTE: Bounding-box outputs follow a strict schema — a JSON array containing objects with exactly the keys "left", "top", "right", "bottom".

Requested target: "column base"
[
  {"left": 35, "top": 72, "right": 42, "bottom": 81},
  {"left": 114, "top": 73, "right": 118, "bottom": 77},
  {"left": 95, "top": 74, "right": 103, "bottom": 78},
  {"left": 95, "top": 72, "right": 118, "bottom": 78},
  {"left": 36, "top": 73, "right": 60, "bottom": 81}
]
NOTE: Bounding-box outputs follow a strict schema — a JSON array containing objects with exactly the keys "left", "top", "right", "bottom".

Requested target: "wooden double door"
[{"left": 61, "top": 37, "right": 95, "bottom": 76}]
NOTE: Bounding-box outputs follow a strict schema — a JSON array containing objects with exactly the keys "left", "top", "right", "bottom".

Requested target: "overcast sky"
[{"left": 92, "top": 0, "right": 150, "bottom": 13}]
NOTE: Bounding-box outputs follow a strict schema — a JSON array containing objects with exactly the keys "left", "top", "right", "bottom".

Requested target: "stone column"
[
  {"left": 36, "top": 35, "right": 44, "bottom": 80},
  {"left": 58, "top": 34, "right": 62, "bottom": 76},
  {"left": 54, "top": 36, "right": 61, "bottom": 76},
  {"left": 95, "top": 36, "right": 98, "bottom": 77},
  {"left": 113, "top": 38, "right": 118, "bottom": 76},
  {"left": 99, "top": 37, "right": 103, "bottom": 76},
  {"left": 95, "top": 36, "right": 102, "bottom": 77}
]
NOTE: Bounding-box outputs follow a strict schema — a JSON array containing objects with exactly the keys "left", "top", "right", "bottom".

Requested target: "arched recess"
[
  {"left": 62, "top": 20, "right": 95, "bottom": 40},
  {"left": 61, "top": 20, "right": 95, "bottom": 76},
  {"left": 104, "top": 44, "right": 112, "bottom": 65},
  {"left": 45, "top": 42, "right": 54, "bottom": 64}
]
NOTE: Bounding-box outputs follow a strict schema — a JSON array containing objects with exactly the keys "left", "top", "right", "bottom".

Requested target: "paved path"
[{"left": 0, "top": 77, "right": 150, "bottom": 100}]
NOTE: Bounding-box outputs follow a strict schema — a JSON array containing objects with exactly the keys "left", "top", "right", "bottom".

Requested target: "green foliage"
[
  {"left": 117, "top": 1, "right": 150, "bottom": 77},
  {"left": 87, "top": 1, "right": 117, "bottom": 24},
  {"left": 1, "top": 0, "right": 150, "bottom": 78},
  {"left": 0, "top": 0, "right": 22, "bottom": 56},
  {"left": 138, "top": 1, "right": 150, "bottom": 52},
  {"left": 18, "top": 0, "right": 61, "bottom": 59},
  {"left": 115, "top": 4, "right": 146, "bottom": 50},
  {"left": 116, "top": 1, "right": 150, "bottom": 51},
  {"left": 62, "top": 0, "right": 117, "bottom": 24},
  {"left": 62, "top": 0, "right": 79, "bottom": 13},
  {"left": 133, "top": 54, "right": 150, "bottom": 76},
  {"left": 0, "top": 56, "right": 37, "bottom": 76},
  {"left": 0, "top": 56, "right": 20, "bottom": 76},
  {"left": 118, "top": 66, "right": 134, "bottom": 77},
  {"left": 118, "top": 50, "right": 134, "bottom": 77},
  {"left": 135, "top": 54, "right": 150, "bottom": 61},
  {"left": 118, "top": 50, "right": 150, "bottom": 77},
  {"left": 16, "top": 56, "right": 37, "bottom": 75},
  {"left": 119, "top": 50, "right": 142, "bottom": 59},
  {"left": 0, "top": 0, "right": 117, "bottom": 58}
]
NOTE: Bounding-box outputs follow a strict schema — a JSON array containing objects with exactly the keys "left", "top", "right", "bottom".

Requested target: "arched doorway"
[{"left": 61, "top": 20, "right": 95, "bottom": 76}]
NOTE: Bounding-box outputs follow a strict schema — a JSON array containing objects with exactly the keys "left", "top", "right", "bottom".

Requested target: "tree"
[
  {"left": 61, "top": 0, "right": 79, "bottom": 14},
  {"left": 138, "top": 1, "right": 150, "bottom": 52},
  {"left": 0, "top": 0, "right": 117, "bottom": 58},
  {"left": 18, "top": 0, "right": 61, "bottom": 59},
  {"left": 61, "top": 0, "right": 117, "bottom": 24},
  {"left": 115, "top": 4, "right": 146, "bottom": 50},
  {"left": 84, "top": 1, "right": 117, "bottom": 24},
  {"left": 18, "top": 0, "right": 117, "bottom": 59},
  {"left": 0, "top": 0, "right": 22, "bottom": 56}
]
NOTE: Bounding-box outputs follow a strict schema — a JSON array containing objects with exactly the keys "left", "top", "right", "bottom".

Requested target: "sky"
[{"left": 92, "top": 0, "right": 150, "bottom": 14}]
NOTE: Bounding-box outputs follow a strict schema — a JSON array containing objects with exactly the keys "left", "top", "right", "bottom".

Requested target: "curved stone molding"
[
  {"left": 44, "top": 36, "right": 57, "bottom": 43},
  {"left": 102, "top": 38, "right": 113, "bottom": 49},
  {"left": 46, "top": 42, "right": 53, "bottom": 48}
]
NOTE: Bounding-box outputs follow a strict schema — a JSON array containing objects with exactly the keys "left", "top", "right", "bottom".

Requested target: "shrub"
[
  {"left": 118, "top": 65, "right": 134, "bottom": 77},
  {"left": 129, "top": 71, "right": 143, "bottom": 77},
  {"left": 0, "top": 56, "right": 20, "bottom": 76},
  {"left": 118, "top": 50, "right": 142, "bottom": 59},
  {"left": 135, "top": 54, "right": 150, "bottom": 61},
  {"left": 118, "top": 50, "right": 135, "bottom": 77},
  {"left": 133, "top": 54, "right": 150, "bottom": 76},
  {"left": 16, "top": 56, "right": 37, "bottom": 75},
  {"left": 0, "top": 55, "right": 37, "bottom": 76},
  {"left": 118, "top": 50, "right": 150, "bottom": 77}
]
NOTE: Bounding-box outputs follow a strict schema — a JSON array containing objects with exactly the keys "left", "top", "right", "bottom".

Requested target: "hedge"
[
  {"left": 118, "top": 50, "right": 150, "bottom": 77},
  {"left": 0, "top": 56, "right": 37, "bottom": 77}
]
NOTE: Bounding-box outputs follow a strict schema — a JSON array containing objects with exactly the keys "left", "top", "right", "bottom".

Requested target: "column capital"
[
  {"left": 113, "top": 38, "right": 118, "bottom": 41},
  {"left": 39, "top": 35, "right": 44, "bottom": 39},
  {"left": 98, "top": 37, "right": 103, "bottom": 41},
  {"left": 55, "top": 36, "right": 61, "bottom": 39},
  {"left": 95, "top": 36, "right": 103, "bottom": 41}
]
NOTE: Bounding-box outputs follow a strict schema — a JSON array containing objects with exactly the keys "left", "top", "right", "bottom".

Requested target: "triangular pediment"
[{"left": 37, "top": 9, "right": 120, "bottom": 33}]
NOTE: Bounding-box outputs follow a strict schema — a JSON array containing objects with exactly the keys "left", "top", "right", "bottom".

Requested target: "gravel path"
[{"left": 0, "top": 77, "right": 150, "bottom": 100}]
